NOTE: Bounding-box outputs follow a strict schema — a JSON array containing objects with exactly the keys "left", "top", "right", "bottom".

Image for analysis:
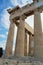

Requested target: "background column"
[
  {"left": 24, "top": 32, "right": 27, "bottom": 56},
  {"left": 29, "top": 34, "right": 34, "bottom": 56}
]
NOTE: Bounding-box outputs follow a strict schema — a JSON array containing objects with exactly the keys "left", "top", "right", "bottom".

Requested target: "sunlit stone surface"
[{"left": 1, "top": 0, "right": 43, "bottom": 65}]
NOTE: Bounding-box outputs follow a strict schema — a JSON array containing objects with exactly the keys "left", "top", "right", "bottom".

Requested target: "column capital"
[
  {"left": 33, "top": 0, "right": 38, "bottom": 2},
  {"left": 9, "top": 17, "right": 17, "bottom": 23},
  {"left": 20, "top": 15, "right": 27, "bottom": 20},
  {"left": 9, "top": 18, "right": 13, "bottom": 23},
  {"left": 34, "top": 9, "right": 41, "bottom": 13}
]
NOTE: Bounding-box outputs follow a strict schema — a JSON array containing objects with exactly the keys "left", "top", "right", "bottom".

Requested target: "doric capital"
[
  {"left": 20, "top": 15, "right": 27, "bottom": 20},
  {"left": 34, "top": 9, "right": 40, "bottom": 13},
  {"left": 33, "top": 0, "right": 38, "bottom": 2},
  {"left": 9, "top": 16, "right": 16, "bottom": 23}
]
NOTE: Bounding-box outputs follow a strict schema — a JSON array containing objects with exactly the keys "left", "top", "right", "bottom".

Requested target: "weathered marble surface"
[{"left": 0, "top": 57, "right": 43, "bottom": 65}]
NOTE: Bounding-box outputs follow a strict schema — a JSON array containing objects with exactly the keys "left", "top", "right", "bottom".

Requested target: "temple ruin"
[
  {"left": 0, "top": 0, "right": 43, "bottom": 65},
  {"left": 3, "top": 0, "right": 43, "bottom": 58}
]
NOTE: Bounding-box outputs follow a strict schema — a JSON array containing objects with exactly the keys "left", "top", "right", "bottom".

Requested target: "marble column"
[
  {"left": 28, "top": 34, "right": 31, "bottom": 56},
  {"left": 33, "top": 0, "right": 38, "bottom": 3},
  {"left": 29, "top": 34, "right": 34, "bottom": 56},
  {"left": 24, "top": 32, "right": 27, "bottom": 56},
  {"left": 33, "top": 0, "right": 43, "bottom": 3},
  {"left": 15, "top": 16, "right": 25, "bottom": 57},
  {"left": 34, "top": 10, "right": 43, "bottom": 58},
  {"left": 4, "top": 20, "right": 15, "bottom": 57},
  {"left": 39, "top": 0, "right": 43, "bottom": 1}
]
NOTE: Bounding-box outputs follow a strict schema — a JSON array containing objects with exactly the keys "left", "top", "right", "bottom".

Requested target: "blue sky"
[{"left": 0, "top": 0, "right": 43, "bottom": 50}]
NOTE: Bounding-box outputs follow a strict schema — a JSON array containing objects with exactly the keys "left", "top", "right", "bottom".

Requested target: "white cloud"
[
  {"left": 6, "top": 31, "right": 8, "bottom": 35},
  {"left": 11, "top": 0, "right": 19, "bottom": 6},
  {"left": 22, "top": 0, "right": 33, "bottom": 6},
  {"left": 10, "top": 0, "right": 33, "bottom": 7},
  {"left": 10, "top": 0, "right": 23, "bottom": 7},
  {"left": 0, "top": 34, "right": 6, "bottom": 38},
  {"left": 1, "top": 9, "right": 10, "bottom": 29},
  {"left": 1, "top": 7, "right": 12, "bottom": 29}
]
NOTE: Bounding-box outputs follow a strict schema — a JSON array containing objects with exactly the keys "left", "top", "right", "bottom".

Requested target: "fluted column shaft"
[
  {"left": 24, "top": 32, "right": 27, "bottom": 56},
  {"left": 34, "top": 10, "right": 43, "bottom": 58},
  {"left": 15, "top": 16, "right": 25, "bottom": 57},
  {"left": 4, "top": 20, "right": 15, "bottom": 57},
  {"left": 29, "top": 34, "right": 34, "bottom": 56}
]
